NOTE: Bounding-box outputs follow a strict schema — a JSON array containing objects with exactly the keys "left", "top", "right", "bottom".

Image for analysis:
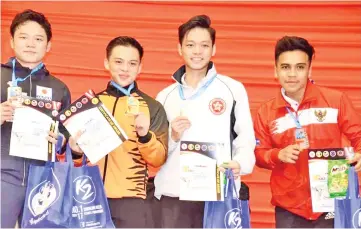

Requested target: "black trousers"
[
  {"left": 275, "top": 206, "right": 334, "bottom": 228},
  {"left": 159, "top": 196, "right": 205, "bottom": 228},
  {"left": 108, "top": 178, "right": 159, "bottom": 228},
  {"left": 158, "top": 181, "right": 251, "bottom": 228},
  {"left": 108, "top": 197, "right": 148, "bottom": 228},
  {"left": 146, "top": 177, "right": 161, "bottom": 228}
]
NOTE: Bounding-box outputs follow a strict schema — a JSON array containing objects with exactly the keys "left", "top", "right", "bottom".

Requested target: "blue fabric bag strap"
[
  {"left": 45, "top": 143, "right": 72, "bottom": 166},
  {"left": 347, "top": 166, "right": 360, "bottom": 199},
  {"left": 225, "top": 169, "right": 241, "bottom": 206},
  {"left": 81, "top": 153, "right": 88, "bottom": 166}
]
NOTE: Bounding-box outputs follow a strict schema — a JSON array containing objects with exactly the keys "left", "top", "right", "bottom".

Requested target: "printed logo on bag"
[
  {"left": 73, "top": 175, "right": 96, "bottom": 204},
  {"left": 209, "top": 98, "right": 226, "bottom": 115},
  {"left": 224, "top": 208, "right": 242, "bottom": 229},
  {"left": 27, "top": 168, "right": 61, "bottom": 225},
  {"left": 353, "top": 208, "right": 361, "bottom": 229},
  {"left": 330, "top": 164, "right": 348, "bottom": 175},
  {"left": 36, "top": 85, "right": 52, "bottom": 101}
]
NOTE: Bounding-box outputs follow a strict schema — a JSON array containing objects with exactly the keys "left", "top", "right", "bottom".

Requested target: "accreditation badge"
[
  {"left": 295, "top": 127, "right": 310, "bottom": 149},
  {"left": 126, "top": 96, "right": 139, "bottom": 115},
  {"left": 7, "top": 85, "right": 23, "bottom": 106}
]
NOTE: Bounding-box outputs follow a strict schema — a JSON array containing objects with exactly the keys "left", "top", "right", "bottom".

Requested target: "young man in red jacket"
[{"left": 254, "top": 35, "right": 361, "bottom": 228}]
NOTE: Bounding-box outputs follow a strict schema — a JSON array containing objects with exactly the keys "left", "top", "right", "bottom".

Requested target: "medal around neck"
[{"left": 126, "top": 96, "right": 139, "bottom": 115}]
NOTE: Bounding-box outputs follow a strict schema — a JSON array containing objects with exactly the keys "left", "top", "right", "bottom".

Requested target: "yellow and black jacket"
[{"left": 77, "top": 82, "right": 168, "bottom": 199}]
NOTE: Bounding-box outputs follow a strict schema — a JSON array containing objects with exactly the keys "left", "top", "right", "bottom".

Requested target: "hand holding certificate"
[
  {"left": 308, "top": 147, "right": 350, "bottom": 212},
  {"left": 179, "top": 141, "right": 225, "bottom": 201},
  {"left": 9, "top": 98, "right": 60, "bottom": 161},
  {"left": 58, "top": 90, "right": 128, "bottom": 164}
]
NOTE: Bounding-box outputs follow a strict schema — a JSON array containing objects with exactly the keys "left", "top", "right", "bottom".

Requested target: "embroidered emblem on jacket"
[
  {"left": 209, "top": 98, "right": 226, "bottom": 115},
  {"left": 314, "top": 110, "right": 327, "bottom": 122}
]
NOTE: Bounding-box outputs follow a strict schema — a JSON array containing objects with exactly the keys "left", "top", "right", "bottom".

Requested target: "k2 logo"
[
  {"left": 353, "top": 208, "right": 361, "bottom": 229},
  {"left": 73, "top": 175, "right": 96, "bottom": 204},
  {"left": 224, "top": 208, "right": 242, "bottom": 229}
]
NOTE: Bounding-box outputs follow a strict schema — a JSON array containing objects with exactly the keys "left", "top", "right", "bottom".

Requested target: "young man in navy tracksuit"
[{"left": 0, "top": 9, "right": 71, "bottom": 227}]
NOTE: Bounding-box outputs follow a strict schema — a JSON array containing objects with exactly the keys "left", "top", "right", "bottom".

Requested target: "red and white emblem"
[{"left": 209, "top": 98, "right": 226, "bottom": 115}]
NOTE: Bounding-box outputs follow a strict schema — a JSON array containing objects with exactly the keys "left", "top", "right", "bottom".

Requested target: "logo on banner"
[
  {"left": 224, "top": 208, "right": 242, "bottom": 229},
  {"left": 209, "top": 98, "right": 226, "bottom": 115},
  {"left": 353, "top": 208, "right": 361, "bottom": 229},
  {"left": 73, "top": 175, "right": 95, "bottom": 204},
  {"left": 36, "top": 85, "right": 52, "bottom": 101},
  {"left": 27, "top": 168, "right": 61, "bottom": 225}
]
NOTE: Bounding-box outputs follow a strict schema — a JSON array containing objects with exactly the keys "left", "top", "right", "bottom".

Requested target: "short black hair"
[
  {"left": 106, "top": 36, "right": 144, "bottom": 61},
  {"left": 178, "top": 15, "right": 216, "bottom": 45},
  {"left": 275, "top": 36, "right": 315, "bottom": 64},
  {"left": 10, "top": 9, "right": 52, "bottom": 42}
]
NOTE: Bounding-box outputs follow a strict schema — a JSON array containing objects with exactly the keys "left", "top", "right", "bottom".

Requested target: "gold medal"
[{"left": 126, "top": 96, "right": 139, "bottom": 115}]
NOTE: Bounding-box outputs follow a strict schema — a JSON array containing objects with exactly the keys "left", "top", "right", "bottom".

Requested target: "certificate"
[
  {"left": 179, "top": 141, "right": 225, "bottom": 201},
  {"left": 58, "top": 90, "right": 128, "bottom": 164},
  {"left": 308, "top": 148, "right": 347, "bottom": 212},
  {"left": 9, "top": 98, "right": 60, "bottom": 161}
]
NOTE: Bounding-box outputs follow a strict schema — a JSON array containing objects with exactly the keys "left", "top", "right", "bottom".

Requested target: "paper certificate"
[
  {"left": 308, "top": 148, "right": 347, "bottom": 212},
  {"left": 9, "top": 98, "right": 60, "bottom": 161},
  {"left": 58, "top": 90, "right": 128, "bottom": 164},
  {"left": 179, "top": 141, "right": 225, "bottom": 201}
]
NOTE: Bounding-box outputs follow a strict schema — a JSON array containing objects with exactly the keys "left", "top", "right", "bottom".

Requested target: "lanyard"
[
  {"left": 11, "top": 58, "right": 44, "bottom": 87},
  {"left": 286, "top": 107, "right": 302, "bottom": 129},
  {"left": 110, "top": 81, "right": 134, "bottom": 96},
  {"left": 178, "top": 74, "right": 216, "bottom": 100}
]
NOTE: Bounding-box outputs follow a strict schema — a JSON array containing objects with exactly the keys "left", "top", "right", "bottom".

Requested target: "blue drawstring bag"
[
  {"left": 22, "top": 144, "right": 114, "bottom": 228},
  {"left": 68, "top": 154, "right": 114, "bottom": 228},
  {"left": 335, "top": 166, "right": 361, "bottom": 229},
  {"left": 203, "top": 169, "right": 251, "bottom": 228},
  {"left": 21, "top": 145, "right": 73, "bottom": 228}
]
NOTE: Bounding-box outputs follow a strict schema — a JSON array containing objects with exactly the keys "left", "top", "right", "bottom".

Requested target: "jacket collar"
[
  {"left": 172, "top": 61, "right": 215, "bottom": 84},
  {"left": 105, "top": 81, "right": 138, "bottom": 97},
  {"left": 272, "top": 80, "right": 319, "bottom": 109},
  {"left": 1, "top": 57, "right": 49, "bottom": 81}
]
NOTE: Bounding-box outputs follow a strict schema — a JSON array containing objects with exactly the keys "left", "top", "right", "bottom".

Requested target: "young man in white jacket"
[{"left": 154, "top": 15, "right": 256, "bottom": 228}]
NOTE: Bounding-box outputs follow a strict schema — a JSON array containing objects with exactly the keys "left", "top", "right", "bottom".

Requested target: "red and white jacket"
[{"left": 254, "top": 81, "right": 361, "bottom": 220}]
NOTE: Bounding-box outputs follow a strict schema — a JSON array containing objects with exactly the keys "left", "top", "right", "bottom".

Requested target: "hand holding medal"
[{"left": 134, "top": 113, "right": 150, "bottom": 137}]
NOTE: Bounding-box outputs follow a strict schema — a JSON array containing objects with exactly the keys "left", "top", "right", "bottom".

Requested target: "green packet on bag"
[{"left": 327, "top": 159, "right": 349, "bottom": 198}]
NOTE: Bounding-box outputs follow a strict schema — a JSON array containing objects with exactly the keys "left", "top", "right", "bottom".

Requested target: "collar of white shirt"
[
  {"left": 180, "top": 73, "right": 212, "bottom": 99},
  {"left": 281, "top": 88, "right": 299, "bottom": 111}
]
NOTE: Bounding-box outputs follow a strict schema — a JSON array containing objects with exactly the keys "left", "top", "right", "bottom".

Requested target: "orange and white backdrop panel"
[{"left": 2, "top": 2, "right": 360, "bottom": 228}]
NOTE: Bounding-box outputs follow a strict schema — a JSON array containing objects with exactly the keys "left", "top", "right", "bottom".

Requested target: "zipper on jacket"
[
  {"left": 22, "top": 160, "right": 26, "bottom": 186},
  {"left": 102, "top": 96, "right": 120, "bottom": 184}
]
